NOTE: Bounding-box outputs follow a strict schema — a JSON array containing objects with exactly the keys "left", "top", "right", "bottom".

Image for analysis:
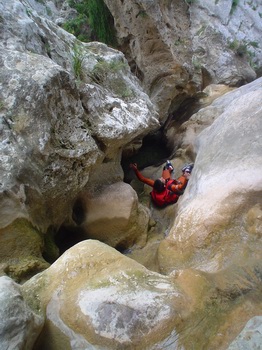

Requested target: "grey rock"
[{"left": 0, "top": 276, "right": 44, "bottom": 350}]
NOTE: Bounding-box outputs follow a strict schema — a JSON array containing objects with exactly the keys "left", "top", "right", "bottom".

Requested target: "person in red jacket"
[{"left": 130, "top": 161, "right": 193, "bottom": 207}]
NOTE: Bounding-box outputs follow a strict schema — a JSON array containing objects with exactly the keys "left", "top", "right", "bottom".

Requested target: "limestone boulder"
[
  {"left": 104, "top": 0, "right": 195, "bottom": 122},
  {"left": 0, "top": 276, "right": 43, "bottom": 350},
  {"left": 74, "top": 182, "right": 150, "bottom": 250},
  {"left": 22, "top": 240, "right": 187, "bottom": 350},
  {"left": 105, "top": 0, "right": 260, "bottom": 122},
  {"left": 227, "top": 316, "right": 262, "bottom": 350},
  {"left": 0, "top": 0, "right": 158, "bottom": 233},
  {"left": 165, "top": 84, "right": 235, "bottom": 155},
  {"left": 190, "top": 0, "right": 261, "bottom": 86},
  {"left": 158, "top": 77, "right": 262, "bottom": 274},
  {"left": 0, "top": 218, "right": 50, "bottom": 282}
]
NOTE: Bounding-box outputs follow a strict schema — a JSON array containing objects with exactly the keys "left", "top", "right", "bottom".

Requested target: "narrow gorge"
[{"left": 0, "top": 0, "right": 262, "bottom": 349}]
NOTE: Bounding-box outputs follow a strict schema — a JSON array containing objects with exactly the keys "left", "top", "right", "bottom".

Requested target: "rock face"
[
  {"left": 0, "top": 1, "right": 262, "bottom": 349},
  {"left": 0, "top": 276, "right": 44, "bottom": 349},
  {"left": 189, "top": 0, "right": 261, "bottom": 86},
  {"left": 105, "top": 0, "right": 261, "bottom": 122},
  {"left": 22, "top": 240, "right": 187, "bottom": 350},
  {"left": 0, "top": 218, "right": 50, "bottom": 282},
  {"left": 76, "top": 182, "right": 150, "bottom": 249},
  {"left": 227, "top": 316, "right": 262, "bottom": 350},
  {"left": 0, "top": 0, "right": 158, "bottom": 235},
  {"left": 158, "top": 77, "right": 262, "bottom": 274},
  {"left": 104, "top": 0, "right": 196, "bottom": 122}
]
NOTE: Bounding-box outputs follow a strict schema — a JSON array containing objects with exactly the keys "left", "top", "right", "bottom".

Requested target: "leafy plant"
[
  {"left": 87, "top": 0, "right": 117, "bottom": 46},
  {"left": 63, "top": 0, "right": 117, "bottom": 46},
  {"left": 63, "top": 14, "right": 90, "bottom": 42}
]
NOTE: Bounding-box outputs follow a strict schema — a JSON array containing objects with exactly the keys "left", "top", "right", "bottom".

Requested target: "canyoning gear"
[
  {"left": 150, "top": 179, "right": 180, "bottom": 207},
  {"left": 165, "top": 160, "right": 174, "bottom": 172},
  {"left": 130, "top": 163, "right": 190, "bottom": 207},
  {"left": 182, "top": 163, "right": 194, "bottom": 173}
]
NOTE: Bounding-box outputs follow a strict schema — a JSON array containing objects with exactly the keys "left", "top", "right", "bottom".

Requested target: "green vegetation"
[
  {"left": 26, "top": 8, "right": 32, "bottom": 16},
  {"left": 46, "top": 6, "right": 52, "bottom": 16},
  {"left": 247, "top": 1, "right": 258, "bottom": 10},
  {"left": 137, "top": 10, "right": 148, "bottom": 18},
  {"left": 91, "top": 59, "right": 128, "bottom": 82},
  {"left": 228, "top": 39, "right": 259, "bottom": 57},
  {"left": 43, "top": 228, "right": 60, "bottom": 263},
  {"left": 227, "top": 39, "right": 259, "bottom": 69},
  {"left": 63, "top": 0, "right": 117, "bottom": 46},
  {"left": 72, "top": 44, "right": 85, "bottom": 79},
  {"left": 248, "top": 41, "right": 259, "bottom": 48},
  {"left": 192, "top": 56, "right": 202, "bottom": 71},
  {"left": 228, "top": 38, "right": 240, "bottom": 51},
  {"left": 87, "top": 0, "right": 117, "bottom": 45},
  {"left": 90, "top": 59, "right": 134, "bottom": 98},
  {"left": 185, "top": 0, "right": 197, "bottom": 4},
  {"left": 63, "top": 13, "right": 91, "bottom": 43},
  {"left": 230, "top": 0, "right": 239, "bottom": 15},
  {"left": 196, "top": 25, "right": 207, "bottom": 36}
]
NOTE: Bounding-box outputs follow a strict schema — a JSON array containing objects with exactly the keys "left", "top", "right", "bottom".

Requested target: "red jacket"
[
  {"left": 133, "top": 168, "right": 188, "bottom": 207},
  {"left": 150, "top": 179, "right": 179, "bottom": 207}
]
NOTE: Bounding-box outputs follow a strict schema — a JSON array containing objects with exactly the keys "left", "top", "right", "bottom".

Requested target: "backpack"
[{"left": 150, "top": 179, "right": 180, "bottom": 207}]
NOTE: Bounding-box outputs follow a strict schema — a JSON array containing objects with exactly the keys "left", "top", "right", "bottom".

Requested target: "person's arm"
[
  {"left": 168, "top": 176, "right": 188, "bottom": 192},
  {"left": 130, "top": 163, "right": 154, "bottom": 187}
]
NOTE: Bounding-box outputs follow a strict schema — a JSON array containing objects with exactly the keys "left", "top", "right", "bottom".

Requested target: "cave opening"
[
  {"left": 121, "top": 128, "right": 172, "bottom": 183},
  {"left": 55, "top": 225, "right": 88, "bottom": 256}
]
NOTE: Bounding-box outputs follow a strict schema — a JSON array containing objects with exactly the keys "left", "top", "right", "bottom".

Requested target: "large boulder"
[
  {"left": 0, "top": 276, "right": 43, "bottom": 349},
  {"left": 72, "top": 182, "right": 150, "bottom": 250},
  {"left": 0, "top": 0, "right": 158, "bottom": 233},
  {"left": 158, "top": 77, "right": 262, "bottom": 274},
  {"left": 0, "top": 218, "right": 50, "bottom": 282},
  {"left": 19, "top": 240, "right": 262, "bottom": 350},
  {"left": 22, "top": 240, "right": 187, "bottom": 350},
  {"left": 227, "top": 316, "right": 262, "bottom": 350}
]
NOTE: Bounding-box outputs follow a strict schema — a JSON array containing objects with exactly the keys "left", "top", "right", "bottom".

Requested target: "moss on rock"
[{"left": 0, "top": 218, "right": 50, "bottom": 282}]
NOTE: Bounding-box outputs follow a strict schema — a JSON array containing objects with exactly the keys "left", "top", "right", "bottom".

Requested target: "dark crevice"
[
  {"left": 55, "top": 225, "right": 87, "bottom": 255},
  {"left": 121, "top": 128, "right": 171, "bottom": 183},
  {"left": 72, "top": 197, "right": 86, "bottom": 225},
  {"left": 91, "top": 135, "right": 107, "bottom": 153}
]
